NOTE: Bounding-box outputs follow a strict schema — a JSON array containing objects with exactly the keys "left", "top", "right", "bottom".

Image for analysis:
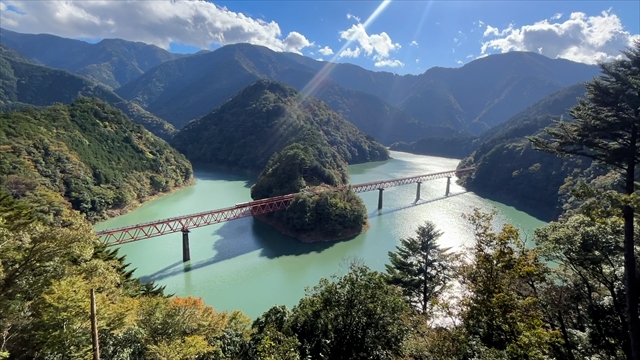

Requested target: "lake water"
[{"left": 95, "top": 151, "right": 547, "bottom": 319}]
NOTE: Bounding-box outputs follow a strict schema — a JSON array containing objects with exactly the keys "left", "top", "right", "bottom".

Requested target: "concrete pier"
[
  {"left": 378, "top": 188, "right": 384, "bottom": 210},
  {"left": 445, "top": 176, "right": 451, "bottom": 197},
  {"left": 415, "top": 182, "right": 421, "bottom": 202},
  {"left": 182, "top": 228, "right": 191, "bottom": 262}
]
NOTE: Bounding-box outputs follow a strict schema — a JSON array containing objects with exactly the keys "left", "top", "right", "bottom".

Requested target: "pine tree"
[
  {"left": 530, "top": 40, "right": 640, "bottom": 360},
  {"left": 385, "top": 221, "right": 454, "bottom": 314}
]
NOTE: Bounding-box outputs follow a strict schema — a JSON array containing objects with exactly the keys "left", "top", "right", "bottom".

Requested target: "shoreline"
[
  {"left": 102, "top": 177, "right": 196, "bottom": 222},
  {"left": 254, "top": 214, "right": 370, "bottom": 243}
]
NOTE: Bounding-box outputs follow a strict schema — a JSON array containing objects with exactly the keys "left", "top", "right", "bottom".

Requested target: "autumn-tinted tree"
[
  {"left": 386, "top": 221, "right": 454, "bottom": 314},
  {"left": 530, "top": 40, "right": 640, "bottom": 359}
]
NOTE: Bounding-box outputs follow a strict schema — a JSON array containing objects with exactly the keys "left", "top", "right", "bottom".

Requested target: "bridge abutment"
[
  {"left": 415, "top": 182, "right": 421, "bottom": 202},
  {"left": 378, "top": 188, "right": 384, "bottom": 210},
  {"left": 445, "top": 176, "right": 451, "bottom": 197},
  {"left": 182, "top": 228, "right": 191, "bottom": 262}
]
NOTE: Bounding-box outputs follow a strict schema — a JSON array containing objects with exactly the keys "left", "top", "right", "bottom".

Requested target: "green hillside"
[
  {"left": 171, "top": 79, "right": 389, "bottom": 173},
  {"left": 0, "top": 44, "right": 177, "bottom": 140},
  {"left": 0, "top": 98, "right": 193, "bottom": 222},
  {"left": 457, "top": 83, "right": 593, "bottom": 219}
]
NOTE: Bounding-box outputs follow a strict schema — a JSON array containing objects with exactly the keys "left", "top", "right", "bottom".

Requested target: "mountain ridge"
[
  {"left": 0, "top": 44, "right": 177, "bottom": 139},
  {"left": 0, "top": 27, "right": 186, "bottom": 88}
]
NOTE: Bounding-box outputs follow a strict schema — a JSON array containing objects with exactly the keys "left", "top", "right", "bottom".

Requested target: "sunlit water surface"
[{"left": 95, "top": 151, "right": 547, "bottom": 319}]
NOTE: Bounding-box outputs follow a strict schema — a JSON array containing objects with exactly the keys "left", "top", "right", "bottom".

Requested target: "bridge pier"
[
  {"left": 378, "top": 188, "right": 384, "bottom": 210},
  {"left": 445, "top": 176, "right": 451, "bottom": 197},
  {"left": 182, "top": 228, "right": 191, "bottom": 263},
  {"left": 415, "top": 182, "right": 421, "bottom": 202}
]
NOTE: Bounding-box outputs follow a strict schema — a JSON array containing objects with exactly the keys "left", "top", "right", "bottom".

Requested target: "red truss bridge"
[{"left": 96, "top": 167, "right": 475, "bottom": 252}]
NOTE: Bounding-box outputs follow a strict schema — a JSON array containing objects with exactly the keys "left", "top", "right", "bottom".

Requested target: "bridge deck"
[{"left": 96, "top": 167, "right": 474, "bottom": 246}]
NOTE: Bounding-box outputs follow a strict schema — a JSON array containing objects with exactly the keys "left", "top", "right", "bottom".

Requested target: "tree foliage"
[
  {"left": 386, "top": 221, "right": 455, "bottom": 314},
  {"left": 531, "top": 39, "right": 640, "bottom": 359}
]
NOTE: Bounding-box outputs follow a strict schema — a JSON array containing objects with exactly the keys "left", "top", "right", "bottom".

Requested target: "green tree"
[
  {"left": 536, "top": 212, "right": 632, "bottom": 359},
  {"left": 385, "top": 221, "right": 454, "bottom": 315},
  {"left": 530, "top": 40, "right": 640, "bottom": 359},
  {"left": 288, "top": 263, "right": 410, "bottom": 360},
  {"left": 460, "top": 209, "right": 558, "bottom": 360}
]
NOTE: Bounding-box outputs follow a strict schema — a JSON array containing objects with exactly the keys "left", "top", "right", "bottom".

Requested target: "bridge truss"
[{"left": 96, "top": 167, "right": 475, "bottom": 246}]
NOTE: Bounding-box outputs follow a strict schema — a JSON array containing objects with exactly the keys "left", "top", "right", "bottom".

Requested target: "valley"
[{"left": 1, "top": 21, "right": 638, "bottom": 360}]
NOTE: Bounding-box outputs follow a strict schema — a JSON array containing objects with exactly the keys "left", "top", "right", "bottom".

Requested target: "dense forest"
[{"left": 0, "top": 98, "right": 193, "bottom": 222}]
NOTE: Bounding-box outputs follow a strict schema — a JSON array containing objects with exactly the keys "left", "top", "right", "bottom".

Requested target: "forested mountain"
[
  {"left": 0, "top": 28, "right": 185, "bottom": 88},
  {"left": 457, "top": 83, "right": 593, "bottom": 219},
  {"left": 396, "top": 52, "right": 599, "bottom": 132},
  {"left": 0, "top": 44, "right": 177, "bottom": 139},
  {"left": 171, "top": 79, "right": 389, "bottom": 174},
  {"left": 115, "top": 42, "right": 438, "bottom": 144},
  {"left": 1, "top": 30, "right": 602, "bottom": 141},
  {"left": 115, "top": 42, "right": 599, "bottom": 134},
  {"left": 0, "top": 98, "right": 192, "bottom": 222}
]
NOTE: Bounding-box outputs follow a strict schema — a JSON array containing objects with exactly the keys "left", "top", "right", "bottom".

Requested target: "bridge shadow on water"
[
  {"left": 140, "top": 191, "right": 468, "bottom": 283},
  {"left": 368, "top": 191, "right": 468, "bottom": 218},
  {"left": 140, "top": 219, "right": 341, "bottom": 283}
]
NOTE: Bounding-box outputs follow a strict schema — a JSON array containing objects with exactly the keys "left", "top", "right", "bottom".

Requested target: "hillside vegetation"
[
  {"left": 171, "top": 79, "right": 389, "bottom": 174},
  {"left": 0, "top": 27, "right": 185, "bottom": 88},
  {"left": 0, "top": 44, "right": 177, "bottom": 139},
  {"left": 457, "top": 83, "right": 593, "bottom": 219},
  {"left": 0, "top": 98, "right": 193, "bottom": 222}
]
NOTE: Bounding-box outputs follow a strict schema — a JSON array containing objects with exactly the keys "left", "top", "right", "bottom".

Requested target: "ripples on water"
[{"left": 96, "top": 151, "right": 547, "bottom": 319}]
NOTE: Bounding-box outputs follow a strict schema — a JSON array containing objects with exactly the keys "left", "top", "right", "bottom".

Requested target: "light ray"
[{"left": 298, "top": 0, "right": 394, "bottom": 101}]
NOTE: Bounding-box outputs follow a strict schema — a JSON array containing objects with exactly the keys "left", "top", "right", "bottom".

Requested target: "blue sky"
[{"left": 1, "top": 0, "right": 638, "bottom": 74}]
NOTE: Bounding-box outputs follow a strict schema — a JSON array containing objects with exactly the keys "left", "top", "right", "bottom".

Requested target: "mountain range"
[
  {"left": 0, "top": 29, "right": 611, "bottom": 219},
  {"left": 0, "top": 28, "right": 186, "bottom": 89},
  {"left": 0, "top": 28, "right": 601, "bottom": 145}
]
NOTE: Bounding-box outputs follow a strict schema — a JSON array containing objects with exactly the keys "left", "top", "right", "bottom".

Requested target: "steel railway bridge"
[{"left": 96, "top": 167, "right": 475, "bottom": 261}]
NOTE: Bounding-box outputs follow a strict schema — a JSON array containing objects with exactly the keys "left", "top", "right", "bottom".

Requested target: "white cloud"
[
  {"left": 339, "top": 47, "right": 361, "bottom": 58},
  {"left": 551, "top": 13, "right": 563, "bottom": 20},
  {"left": 478, "top": 20, "right": 484, "bottom": 28},
  {"left": 338, "top": 22, "right": 403, "bottom": 65},
  {"left": 318, "top": 46, "right": 334, "bottom": 56},
  {"left": 476, "top": 54, "right": 489, "bottom": 59},
  {"left": 483, "top": 24, "right": 514, "bottom": 37},
  {"left": 416, "top": 58, "right": 419, "bottom": 63},
  {"left": 456, "top": 60, "right": 463, "bottom": 64},
  {"left": 480, "top": 10, "right": 640, "bottom": 64},
  {"left": 0, "top": 0, "right": 314, "bottom": 54},
  {"left": 410, "top": 40, "right": 418, "bottom": 46},
  {"left": 466, "top": 54, "right": 474, "bottom": 59},
  {"left": 453, "top": 37, "right": 460, "bottom": 44},
  {"left": 347, "top": 13, "right": 361, "bottom": 23},
  {"left": 339, "top": 23, "right": 401, "bottom": 60},
  {"left": 452, "top": 48, "right": 455, "bottom": 53},
  {"left": 374, "top": 59, "right": 404, "bottom": 68}
]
